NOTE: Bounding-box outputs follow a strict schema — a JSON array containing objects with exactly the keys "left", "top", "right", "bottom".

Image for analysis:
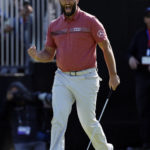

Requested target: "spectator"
[
  {"left": 20, "top": 0, "right": 33, "bottom": 74},
  {"left": 0, "top": 9, "right": 13, "bottom": 33},
  {"left": 0, "top": 9, "right": 13, "bottom": 74},
  {"left": 128, "top": 7, "right": 150, "bottom": 150},
  {"left": 14, "top": 0, "right": 33, "bottom": 74}
]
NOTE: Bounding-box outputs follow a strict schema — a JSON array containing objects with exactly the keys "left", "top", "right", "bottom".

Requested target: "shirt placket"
[{"left": 67, "top": 21, "right": 71, "bottom": 50}]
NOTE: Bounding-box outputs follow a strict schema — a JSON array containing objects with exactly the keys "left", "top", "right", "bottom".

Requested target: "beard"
[{"left": 61, "top": 2, "right": 77, "bottom": 17}]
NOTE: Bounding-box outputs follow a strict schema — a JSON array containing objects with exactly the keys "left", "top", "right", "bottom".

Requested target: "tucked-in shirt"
[{"left": 45, "top": 7, "right": 107, "bottom": 72}]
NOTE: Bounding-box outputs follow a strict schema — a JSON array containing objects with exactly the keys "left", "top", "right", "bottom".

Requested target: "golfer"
[{"left": 28, "top": 0, "right": 120, "bottom": 149}]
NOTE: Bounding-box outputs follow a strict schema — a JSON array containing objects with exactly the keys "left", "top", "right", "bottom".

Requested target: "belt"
[{"left": 60, "top": 68, "right": 96, "bottom": 76}]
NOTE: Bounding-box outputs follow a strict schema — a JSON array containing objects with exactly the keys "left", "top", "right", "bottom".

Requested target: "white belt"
[{"left": 59, "top": 68, "right": 96, "bottom": 76}]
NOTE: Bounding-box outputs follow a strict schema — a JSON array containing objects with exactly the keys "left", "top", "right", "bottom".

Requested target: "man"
[
  {"left": 128, "top": 7, "right": 150, "bottom": 150},
  {"left": 19, "top": 0, "right": 33, "bottom": 75},
  {"left": 28, "top": 0, "right": 120, "bottom": 150}
]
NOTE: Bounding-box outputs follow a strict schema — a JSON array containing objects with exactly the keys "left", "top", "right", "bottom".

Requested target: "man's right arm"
[{"left": 28, "top": 46, "right": 56, "bottom": 63}]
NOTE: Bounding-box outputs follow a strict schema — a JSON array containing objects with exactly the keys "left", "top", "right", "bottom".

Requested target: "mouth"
[{"left": 65, "top": 5, "right": 72, "bottom": 13}]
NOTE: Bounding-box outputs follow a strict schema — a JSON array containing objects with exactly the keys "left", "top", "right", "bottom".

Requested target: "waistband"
[{"left": 58, "top": 68, "right": 96, "bottom": 76}]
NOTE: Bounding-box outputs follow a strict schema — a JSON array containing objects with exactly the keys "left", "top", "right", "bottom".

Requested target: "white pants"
[{"left": 50, "top": 68, "right": 113, "bottom": 150}]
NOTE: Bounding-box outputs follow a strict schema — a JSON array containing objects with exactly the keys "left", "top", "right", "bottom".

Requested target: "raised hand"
[{"left": 27, "top": 46, "right": 37, "bottom": 60}]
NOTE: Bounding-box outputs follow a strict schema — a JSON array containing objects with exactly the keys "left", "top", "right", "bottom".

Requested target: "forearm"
[
  {"left": 34, "top": 48, "right": 55, "bottom": 63},
  {"left": 98, "top": 40, "right": 120, "bottom": 90},
  {"left": 35, "top": 50, "right": 52, "bottom": 62},
  {"left": 98, "top": 40, "right": 117, "bottom": 76},
  {"left": 103, "top": 47, "right": 117, "bottom": 76}
]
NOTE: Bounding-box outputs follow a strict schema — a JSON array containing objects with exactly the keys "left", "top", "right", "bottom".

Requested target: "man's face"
[
  {"left": 144, "top": 16, "right": 150, "bottom": 29},
  {"left": 59, "top": 0, "right": 77, "bottom": 17}
]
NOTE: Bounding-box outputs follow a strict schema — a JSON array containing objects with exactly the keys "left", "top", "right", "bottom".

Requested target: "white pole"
[
  {"left": 32, "top": 0, "right": 36, "bottom": 46},
  {"left": 20, "top": 0, "right": 24, "bottom": 66},
  {"left": 1, "top": 0, "right": 5, "bottom": 66},
  {"left": 15, "top": 0, "right": 19, "bottom": 66},
  {"left": 10, "top": 0, "right": 14, "bottom": 66},
  {"left": 37, "top": 0, "right": 41, "bottom": 51},
  {"left": 5, "top": 0, "right": 10, "bottom": 66},
  {"left": 41, "top": 0, "right": 45, "bottom": 49}
]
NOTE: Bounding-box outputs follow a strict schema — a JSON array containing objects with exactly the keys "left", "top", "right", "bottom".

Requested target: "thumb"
[{"left": 30, "top": 45, "right": 36, "bottom": 49}]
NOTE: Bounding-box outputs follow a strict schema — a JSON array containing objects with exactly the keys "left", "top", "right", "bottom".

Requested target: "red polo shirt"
[{"left": 45, "top": 7, "right": 107, "bottom": 72}]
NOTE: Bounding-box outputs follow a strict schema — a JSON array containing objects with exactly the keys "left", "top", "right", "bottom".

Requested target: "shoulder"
[
  {"left": 48, "top": 15, "right": 63, "bottom": 30},
  {"left": 129, "top": 28, "right": 146, "bottom": 43},
  {"left": 80, "top": 10, "right": 104, "bottom": 28},
  {"left": 135, "top": 28, "right": 146, "bottom": 36},
  {"left": 80, "top": 9, "right": 98, "bottom": 21},
  {"left": 130, "top": 28, "right": 146, "bottom": 41},
  {"left": 51, "top": 15, "right": 62, "bottom": 25}
]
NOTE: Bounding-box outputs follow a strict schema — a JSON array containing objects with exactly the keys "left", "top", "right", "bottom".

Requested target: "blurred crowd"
[
  {"left": 0, "top": 81, "right": 52, "bottom": 150},
  {"left": 0, "top": 0, "right": 33, "bottom": 75}
]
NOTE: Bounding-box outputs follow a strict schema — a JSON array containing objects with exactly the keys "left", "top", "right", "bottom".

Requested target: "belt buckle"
[{"left": 69, "top": 71, "right": 77, "bottom": 76}]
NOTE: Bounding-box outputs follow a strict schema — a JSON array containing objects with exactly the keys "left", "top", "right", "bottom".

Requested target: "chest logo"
[{"left": 51, "top": 27, "right": 90, "bottom": 36}]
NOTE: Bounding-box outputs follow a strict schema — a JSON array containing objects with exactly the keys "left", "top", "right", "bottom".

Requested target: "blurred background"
[{"left": 0, "top": 0, "right": 150, "bottom": 150}]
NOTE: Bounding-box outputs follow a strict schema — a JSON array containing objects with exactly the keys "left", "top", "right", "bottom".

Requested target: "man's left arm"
[{"left": 98, "top": 39, "right": 120, "bottom": 90}]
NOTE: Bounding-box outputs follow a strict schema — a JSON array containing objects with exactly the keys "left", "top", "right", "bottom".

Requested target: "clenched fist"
[
  {"left": 109, "top": 74, "right": 120, "bottom": 91},
  {"left": 27, "top": 46, "right": 38, "bottom": 60}
]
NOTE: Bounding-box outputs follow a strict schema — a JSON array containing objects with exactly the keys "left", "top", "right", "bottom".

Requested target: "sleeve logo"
[{"left": 97, "top": 30, "right": 105, "bottom": 38}]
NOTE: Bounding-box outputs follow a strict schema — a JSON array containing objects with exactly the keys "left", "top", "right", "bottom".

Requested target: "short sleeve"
[
  {"left": 45, "top": 24, "right": 57, "bottom": 49},
  {"left": 91, "top": 17, "right": 107, "bottom": 43}
]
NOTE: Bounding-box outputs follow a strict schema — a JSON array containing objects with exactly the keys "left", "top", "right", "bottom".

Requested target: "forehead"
[{"left": 59, "top": 0, "right": 78, "bottom": 2}]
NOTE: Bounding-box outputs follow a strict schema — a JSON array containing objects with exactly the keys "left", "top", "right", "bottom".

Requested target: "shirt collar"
[{"left": 62, "top": 7, "right": 80, "bottom": 21}]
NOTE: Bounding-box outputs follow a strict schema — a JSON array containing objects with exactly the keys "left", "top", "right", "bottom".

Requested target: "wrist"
[
  {"left": 34, "top": 54, "right": 40, "bottom": 61},
  {"left": 109, "top": 72, "right": 118, "bottom": 77}
]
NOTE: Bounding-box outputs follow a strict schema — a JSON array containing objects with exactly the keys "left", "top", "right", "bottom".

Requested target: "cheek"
[
  {"left": 144, "top": 18, "right": 150, "bottom": 24},
  {"left": 146, "top": 20, "right": 150, "bottom": 24}
]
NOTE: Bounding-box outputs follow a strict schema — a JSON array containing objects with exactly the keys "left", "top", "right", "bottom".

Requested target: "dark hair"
[
  {"left": 7, "top": 81, "right": 29, "bottom": 93},
  {"left": 144, "top": 7, "right": 150, "bottom": 17},
  {"left": 7, "top": 81, "right": 32, "bottom": 102},
  {"left": 23, "top": 0, "right": 30, "bottom": 6}
]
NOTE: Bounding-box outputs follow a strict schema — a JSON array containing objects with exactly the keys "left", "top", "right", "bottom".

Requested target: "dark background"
[{"left": 1, "top": 0, "right": 150, "bottom": 149}]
